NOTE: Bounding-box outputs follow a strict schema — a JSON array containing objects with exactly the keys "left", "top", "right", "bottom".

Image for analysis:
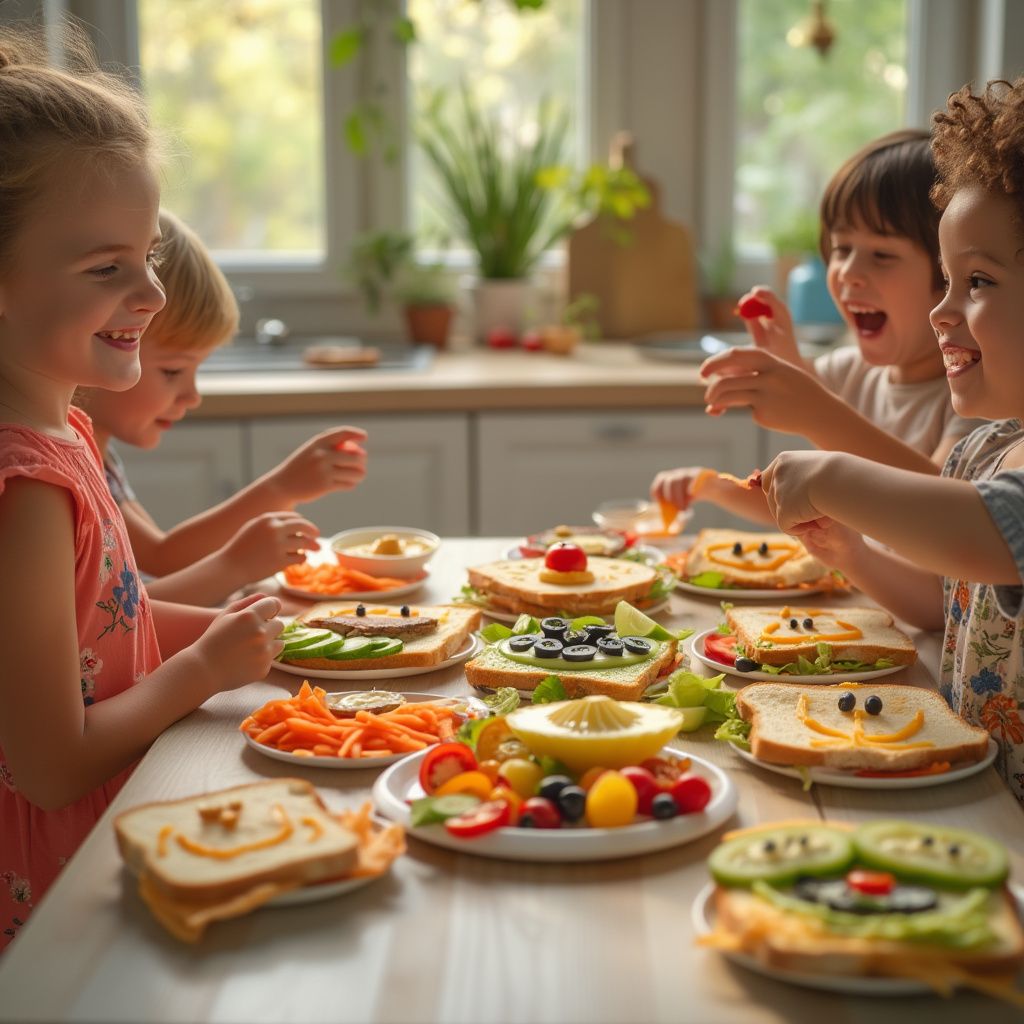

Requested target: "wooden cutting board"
[{"left": 568, "top": 135, "right": 699, "bottom": 339}]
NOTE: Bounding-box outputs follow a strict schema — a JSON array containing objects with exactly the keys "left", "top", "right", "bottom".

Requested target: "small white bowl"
[
  {"left": 330, "top": 526, "right": 440, "bottom": 580},
  {"left": 592, "top": 498, "right": 691, "bottom": 542}
]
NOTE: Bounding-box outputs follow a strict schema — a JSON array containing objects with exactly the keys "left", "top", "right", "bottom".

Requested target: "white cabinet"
[
  {"left": 475, "top": 411, "right": 761, "bottom": 535},
  {"left": 111, "top": 422, "right": 248, "bottom": 530},
  {"left": 249, "top": 414, "right": 471, "bottom": 535}
]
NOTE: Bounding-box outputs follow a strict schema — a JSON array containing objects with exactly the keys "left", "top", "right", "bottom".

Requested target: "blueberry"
[
  {"left": 734, "top": 657, "right": 759, "bottom": 672},
  {"left": 538, "top": 775, "right": 573, "bottom": 802},
  {"left": 838, "top": 692, "right": 856, "bottom": 712},
  {"left": 802, "top": 617, "right": 814, "bottom": 629},
  {"left": 540, "top": 617, "right": 568, "bottom": 638},
  {"left": 400, "top": 605, "right": 410, "bottom": 617},
  {"left": 562, "top": 644, "right": 598, "bottom": 662},
  {"left": 518, "top": 815, "right": 537, "bottom": 828},
  {"left": 865, "top": 695, "right": 883, "bottom": 715},
  {"left": 556, "top": 785, "right": 587, "bottom": 822},
  {"left": 583, "top": 623, "right": 615, "bottom": 642},
  {"left": 789, "top": 617, "right": 798, "bottom": 629},
  {"left": 732, "top": 541, "right": 743, "bottom": 556},
  {"left": 621, "top": 636, "right": 653, "bottom": 655},
  {"left": 758, "top": 541, "right": 769, "bottom": 556},
  {"left": 533, "top": 638, "right": 564, "bottom": 658},
  {"left": 596, "top": 636, "right": 624, "bottom": 656},
  {"left": 355, "top": 604, "right": 366, "bottom": 617},
  {"left": 508, "top": 635, "right": 537, "bottom": 653},
  {"left": 650, "top": 793, "right": 678, "bottom": 819}
]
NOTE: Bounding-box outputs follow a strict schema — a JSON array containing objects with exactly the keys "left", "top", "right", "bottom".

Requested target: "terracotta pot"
[
  {"left": 403, "top": 304, "right": 454, "bottom": 348},
  {"left": 541, "top": 325, "right": 581, "bottom": 356}
]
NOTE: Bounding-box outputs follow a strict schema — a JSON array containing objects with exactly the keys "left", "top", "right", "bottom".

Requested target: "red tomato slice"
[
  {"left": 703, "top": 632, "right": 738, "bottom": 666},
  {"left": 444, "top": 800, "right": 511, "bottom": 838},
  {"left": 845, "top": 869, "right": 896, "bottom": 895},
  {"left": 418, "top": 742, "right": 478, "bottom": 795}
]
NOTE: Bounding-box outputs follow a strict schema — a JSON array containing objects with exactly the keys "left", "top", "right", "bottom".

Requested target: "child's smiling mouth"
[
  {"left": 96, "top": 328, "right": 142, "bottom": 351},
  {"left": 846, "top": 304, "right": 887, "bottom": 337},
  {"left": 940, "top": 344, "right": 981, "bottom": 376}
]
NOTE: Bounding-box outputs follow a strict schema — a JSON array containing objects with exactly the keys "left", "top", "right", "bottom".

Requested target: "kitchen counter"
[{"left": 193, "top": 344, "right": 709, "bottom": 418}]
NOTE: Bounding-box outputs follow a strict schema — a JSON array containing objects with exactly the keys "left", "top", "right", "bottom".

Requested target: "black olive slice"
[
  {"left": 583, "top": 623, "right": 615, "bottom": 642},
  {"left": 540, "top": 617, "right": 569, "bottom": 638},
  {"left": 596, "top": 636, "right": 624, "bottom": 656},
  {"left": 562, "top": 644, "right": 598, "bottom": 662},
  {"left": 620, "top": 636, "right": 653, "bottom": 655},
  {"left": 734, "top": 657, "right": 759, "bottom": 672},
  {"left": 533, "top": 638, "right": 564, "bottom": 658},
  {"left": 507, "top": 635, "right": 537, "bottom": 653}
]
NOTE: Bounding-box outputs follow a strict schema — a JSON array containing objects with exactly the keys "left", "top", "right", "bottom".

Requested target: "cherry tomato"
[
  {"left": 518, "top": 797, "right": 562, "bottom": 829},
  {"left": 444, "top": 800, "right": 511, "bottom": 838},
  {"left": 475, "top": 718, "right": 529, "bottom": 763},
  {"left": 640, "top": 756, "right": 685, "bottom": 786},
  {"left": 703, "top": 632, "right": 738, "bottom": 667},
  {"left": 735, "top": 296, "right": 773, "bottom": 319},
  {"left": 497, "top": 758, "right": 545, "bottom": 798},
  {"left": 578, "top": 766, "right": 609, "bottom": 791},
  {"left": 846, "top": 869, "right": 896, "bottom": 895},
  {"left": 418, "top": 742, "right": 478, "bottom": 795},
  {"left": 544, "top": 542, "right": 588, "bottom": 573},
  {"left": 520, "top": 330, "right": 544, "bottom": 351},
  {"left": 667, "top": 774, "right": 713, "bottom": 814},
  {"left": 487, "top": 327, "right": 518, "bottom": 349},
  {"left": 433, "top": 770, "right": 496, "bottom": 801},
  {"left": 586, "top": 771, "right": 638, "bottom": 828},
  {"left": 620, "top": 765, "right": 659, "bottom": 816},
  {"left": 490, "top": 786, "right": 523, "bottom": 825},
  {"left": 477, "top": 759, "right": 502, "bottom": 784}
]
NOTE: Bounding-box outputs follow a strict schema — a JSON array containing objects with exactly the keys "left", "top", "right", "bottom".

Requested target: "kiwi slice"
[
  {"left": 853, "top": 820, "right": 1008, "bottom": 889},
  {"left": 709, "top": 824, "right": 855, "bottom": 887}
]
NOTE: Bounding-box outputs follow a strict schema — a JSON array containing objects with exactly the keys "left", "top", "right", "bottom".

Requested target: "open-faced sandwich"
[
  {"left": 460, "top": 542, "right": 675, "bottom": 619},
  {"left": 667, "top": 528, "right": 843, "bottom": 592},
  {"left": 276, "top": 602, "right": 481, "bottom": 672},
  {"left": 700, "top": 818, "right": 1024, "bottom": 1004},
  {"left": 464, "top": 601, "right": 688, "bottom": 701},
  {"left": 515, "top": 524, "right": 629, "bottom": 559},
  {"left": 719, "top": 682, "right": 991, "bottom": 776},
  {"left": 707, "top": 605, "right": 916, "bottom": 677},
  {"left": 114, "top": 778, "right": 404, "bottom": 942}
]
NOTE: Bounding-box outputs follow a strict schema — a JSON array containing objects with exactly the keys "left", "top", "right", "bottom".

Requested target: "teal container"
[{"left": 786, "top": 257, "right": 843, "bottom": 325}]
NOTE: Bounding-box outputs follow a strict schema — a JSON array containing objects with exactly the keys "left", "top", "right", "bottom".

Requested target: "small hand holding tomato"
[
  {"left": 544, "top": 542, "right": 587, "bottom": 573},
  {"left": 732, "top": 287, "right": 802, "bottom": 367}
]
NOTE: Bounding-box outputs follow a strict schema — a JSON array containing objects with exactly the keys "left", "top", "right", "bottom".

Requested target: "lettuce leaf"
[
  {"left": 480, "top": 687, "right": 521, "bottom": 716},
  {"left": 687, "top": 571, "right": 726, "bottom": 589},
  {"left": 532, "top": 675, "right": 567, "bottom": 704},
  {"left": 713, "top": 718, "right": 751, "bottom": 751}
]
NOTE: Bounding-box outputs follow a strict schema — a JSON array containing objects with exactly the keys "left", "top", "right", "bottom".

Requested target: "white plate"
[
  {"left": 733, "top": 737, "right": 998, "bottom": 789},
  {"left": 269, "top": 874, "right": 376, "bottom": 907},
  {"left": 272, "top": 633, "right": 483, "bottom": 680},
  {"left": 242, "top": 692, "right": 486, "bottom": 770},
  {"left": 505, "top": 543, "right": 665, "bottom": 566},
  {"left": 481, "top": 596, "right": 670, "bottom": 624},
  {"left": 372, "top": 745, "right": 737, "bottom": 862},
  {"left": 676, "top": 579, "right": 828, "bottom": 599},
  {"left": 275, "top": 569, "right": 428, "bottom": 603},
  {"left": 692, "top": 880, "right": 1024, "bottom": 996},
  {"left": 689, "top": 628, "right": 908, "bottom": 685}
]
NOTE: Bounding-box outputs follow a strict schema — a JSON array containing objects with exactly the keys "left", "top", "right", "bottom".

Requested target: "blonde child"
[
  {"left": 760, "top": 78, "right": 1024, "bottom": 806},
  {"left": 652, "top": 130, "right": 980, "bottom": 524},
  {"left": 0, "top": 29, "right": 284, "bottom": 948},
  {"left": 80, "top": 210, "right": 368, "bottom": 606}
]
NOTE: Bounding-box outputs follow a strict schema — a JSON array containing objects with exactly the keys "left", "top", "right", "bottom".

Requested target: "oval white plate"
[
  {"left": 676, "top": 579, "right": 829, "bottom": 600},
  {"left": 242, "top": 692, "right": 486, "bottom": 770},
  {"left": 482, "top": 596, "right": 670, "bottom": 624},
  {"left": 275, "top": 568, "right": 428, "bottom": 603},
  {"left": 372, "top": 745, "right": 737, "bottom": 862},
  {"left": 732, "top": 737, "right": 998, "bottom": 790},
  {"left": 689, "top": 628, "right": 908, "bottom": 685},
  {"left": 273, "top": 633, "right": 483, "bottom": 681}
]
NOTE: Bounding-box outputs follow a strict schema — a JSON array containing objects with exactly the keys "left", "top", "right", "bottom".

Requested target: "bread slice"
[
  {"left": 464, "top": 636, "right": 678, "bottom": 701},
  {"left": 726, "top": 605, "right": 917, "bottom": 668},
  {"left": 684, "top": 529, "right": 827, "bottom": 589},
  {"left": 735, "top": 683, "right": 991, "bottom": 771},
  {"left": 114, "top": 778, "right": 359, "bottom": 903},
  {"left": 283, "top": 603, "right": 481, "bottom": 672},
  {"left": 467, "top": 557, "right": 656, "bottom": 616},
  {"left": 711, "top": 885, "right": 1024, "bottom": 981}
]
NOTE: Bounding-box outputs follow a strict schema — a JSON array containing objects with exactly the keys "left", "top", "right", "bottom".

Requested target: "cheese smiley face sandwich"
[
  {"left": 700, "top": 819, "right": 1024, "bottom": 1003},
  {"left": 461, "top": 542, "right": 674, "bottom": 619},
  {"left": 673, "top": 528, "right": 841, "bottom": 591}
]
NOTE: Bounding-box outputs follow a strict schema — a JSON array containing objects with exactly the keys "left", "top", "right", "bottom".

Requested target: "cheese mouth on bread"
[
  {"left": 726, "top": 605, "right": 916, "bottom": 671},
  {"left": 735, "top": 682, "right": 991, "bottom": 773},
  {"left": 114, "top": 779, "right": 404, "bottom": 942},
  {"left": 677, "top": 529, "right": 839, "bottom": 590}
]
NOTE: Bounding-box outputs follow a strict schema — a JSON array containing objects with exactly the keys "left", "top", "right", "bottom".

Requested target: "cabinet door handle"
[{"left": 593, "top": 421, "right": 643, "bottom": 442}]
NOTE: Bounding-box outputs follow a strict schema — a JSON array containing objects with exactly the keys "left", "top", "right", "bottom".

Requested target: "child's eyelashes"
[
  {"left": 968, "top": 274, "right": 992, "bottom": 290},
  {"left": 89, "top": 265, "right": 118, "bottom": 278},
  {"left": 160, "top": 368, "right": 183, "bottom": 380}
]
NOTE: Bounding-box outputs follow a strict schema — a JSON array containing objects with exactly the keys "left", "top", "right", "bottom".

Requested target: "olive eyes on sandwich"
[{"left": 837, "top": 692, "right": 883, "bottom": 714}]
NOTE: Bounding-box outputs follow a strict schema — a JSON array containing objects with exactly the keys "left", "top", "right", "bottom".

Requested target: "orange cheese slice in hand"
[{"left": 657, "top": 499, "right": 677, "bottom": 532}]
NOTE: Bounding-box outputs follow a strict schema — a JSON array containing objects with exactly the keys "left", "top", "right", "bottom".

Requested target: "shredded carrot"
[
  {"left": 240, "top": 684, "right": 472, "bottom": 760},
  {"left": 281, "top": 560, "right": 422, "bottom": 595}
]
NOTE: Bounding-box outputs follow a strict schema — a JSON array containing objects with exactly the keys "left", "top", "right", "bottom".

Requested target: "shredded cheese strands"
[
  {"left": 301, "top": 816, "right": 325, "bottom": 842},
  {"left": 762, "top": 617, "right": 863, "bottom": 644},
  {"left": 707, "top": 541, "right": 799, "bottom": 572},
  {"left": 173, "top": 804, "right": 295, "bottom": 860},
  {"left": 796, "top": 695, "right": 934, "bottom": 752}
]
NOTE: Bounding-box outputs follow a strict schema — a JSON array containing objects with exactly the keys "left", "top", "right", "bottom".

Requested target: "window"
[{"left": 137, "top": 0, "right": 325, "bottom": 262}]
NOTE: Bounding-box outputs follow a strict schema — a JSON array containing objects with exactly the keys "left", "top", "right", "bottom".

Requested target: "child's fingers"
[
  {"left": 316, "top": 426, "right": 368, "bottom": 449},
  {"left": 223, "top": 592, "right": 271, "bottom": 613},
  {"left": 699, "top": 345, "right": 772, "bottom": 379},
  {"left": 245, "top": 595, "right": 283, "bottom": 622}
]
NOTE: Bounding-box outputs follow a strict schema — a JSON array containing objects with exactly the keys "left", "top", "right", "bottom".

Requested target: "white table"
[{"left": 1, "top": 539, "right": 1021, "bottom": 1023}]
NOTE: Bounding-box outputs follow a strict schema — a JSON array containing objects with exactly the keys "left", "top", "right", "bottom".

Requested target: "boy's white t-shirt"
[{"left": 814, "top": 344, "right": 981, "bottom": 456}]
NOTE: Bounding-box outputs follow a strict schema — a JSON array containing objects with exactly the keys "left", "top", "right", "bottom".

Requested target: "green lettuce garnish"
[
  {"left": 757, "top": 642, "right": 895, "bottom": 676},
  {"left": 713, "top": 717, "right": 751, "bottom": 751},
  {"left": 480, "top": 623, "right": 514, "bottom": 644},
  {"left": 480, "top": 687, "right": 521, "bottom": 716},
  {"left": 454, "top": 584, "right": 490, "bottom": 608},
  {"left": 687, "top": 571, "right": 728, "bottom": 589},
  {"left": 532, "top": 675, "right": 567, "bottom": 704}
]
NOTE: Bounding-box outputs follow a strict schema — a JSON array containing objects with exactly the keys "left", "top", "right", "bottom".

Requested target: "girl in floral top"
[
  {"left": 757, "top": 77, "right": 1024, "bottom": 807},
  {"left": 0, "top": 28, "right": 285, "bottom": 950}
]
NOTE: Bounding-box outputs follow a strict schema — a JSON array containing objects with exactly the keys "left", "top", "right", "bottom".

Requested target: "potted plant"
[
  {"left": 701, "top": 234, "right": 740, "bottom": 330},
  {"left": 416, "top": 86, "right": 648, "bottom": 341}
]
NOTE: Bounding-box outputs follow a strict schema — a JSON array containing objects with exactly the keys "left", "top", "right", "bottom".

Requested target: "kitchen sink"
[{"left": 198, "top": 337, "right": 434, "bottom": 374}]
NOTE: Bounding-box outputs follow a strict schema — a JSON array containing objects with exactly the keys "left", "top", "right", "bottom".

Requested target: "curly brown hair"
[{"left": 931, "top": 78, "right": 1024, "bottom": 228}]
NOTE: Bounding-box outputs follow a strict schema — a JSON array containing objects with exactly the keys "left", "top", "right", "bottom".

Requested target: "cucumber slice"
[
  {"left": 853, "top": 820, "right": 1009, "bottom": 889},
  {"left": 280, "top": 628, "right": 331, "bottom": 652},
  {"left": 709, "top": 824, "right": 855, "bottom": 887},
  {"left": 323, "top": 636, "right": 376, "bottom": 660},
  {"left": 363, "top": 637, "right": 404, "bottom": 658},
  {"left": 282, "top": 634, "right": 347, "bottom": 658}
]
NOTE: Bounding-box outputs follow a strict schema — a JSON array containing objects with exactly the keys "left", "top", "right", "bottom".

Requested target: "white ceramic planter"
[{"left": 470, "top": 278, "right": 531, "bottom": 341}]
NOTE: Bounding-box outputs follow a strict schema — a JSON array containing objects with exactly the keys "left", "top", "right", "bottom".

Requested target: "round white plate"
[
  {"left": 689, "top": 629, "right": 908, "bottom": 685},
  {"left": 676, "top": 579, "right": 828, "bottom": 600},
  {"left": 372, "top": 745, "right": 737, "bottom": 862},
  {"left": 273, "top": 633, "right": 483, "bottom": 680},
  {"left": 242, "top": 692, "right": 485, "bottom": 770},
  {"left": 481, "top": 596, "right": 671, "bottom": 624},
  {"left": 505, "top": 543, "right": 665, "bottom": 566},
  {"left": 275, "top": 569, "right": 428, "bottom": 603},
  {"left": 732, "top": 737, "right": 998, "bottom": 789}
]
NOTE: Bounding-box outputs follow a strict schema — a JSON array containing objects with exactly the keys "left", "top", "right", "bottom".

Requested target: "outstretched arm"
[{"left": 651, "top": 467, "right": 775, "bottom": 526}]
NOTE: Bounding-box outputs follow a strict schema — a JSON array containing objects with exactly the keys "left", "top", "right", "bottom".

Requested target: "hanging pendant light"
[{"left": 787, "top": 0, "right": 837, "bottom": 58}]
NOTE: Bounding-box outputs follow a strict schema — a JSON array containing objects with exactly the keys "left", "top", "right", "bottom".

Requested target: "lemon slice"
[{"left": 614, "top": 600, "right": 674, "bottom": 642}]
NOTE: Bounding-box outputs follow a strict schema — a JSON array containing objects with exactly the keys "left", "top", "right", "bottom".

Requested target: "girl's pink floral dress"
[{"left": 0, "top": 407, "right": 161, "bottom": 950}]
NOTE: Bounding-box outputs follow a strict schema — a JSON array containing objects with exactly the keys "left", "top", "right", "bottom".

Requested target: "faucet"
[{"left": 254, "top": 317, "right": 289, "bottom": 346}]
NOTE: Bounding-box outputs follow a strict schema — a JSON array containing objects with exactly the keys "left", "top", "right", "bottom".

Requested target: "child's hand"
[
  {"left": 266, "top": 426, "right": 368, "bottom": 506},
  {"left": 194, "top": 594, "right": 285, "bottom": 690},
  {"left": 223, "top": 511, "right": 320, "bottom": 581},
  {"left": 650, "top": 467, "right": 712, "bottom": 511},
  {"left": 760, "top": 450, "right": 838, "bottom": 533},
  {"left": 699, "top": 348, "right": 834, "bottom": 435},
  {"left": 791, "top": 518, "right": 866, "bottom": 573},
  {"left": 734, "top": 286, "right": 801, "bottom": 366}
]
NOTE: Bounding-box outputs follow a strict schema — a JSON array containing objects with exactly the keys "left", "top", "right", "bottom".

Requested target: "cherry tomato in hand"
[
  {"left": 735, "top": 296, "right": 773, "bottom": 319},
  {"left": 667, "top": 774, "right": 713, "bottom": 814},
  {"left": 544, "top": 542, "right": 588, "bottom": 573},
  {"left": 703, "top": 632, "right": 738, "bottom": 667},
  {"left": 444, "top": 800, "right": 511, "bottom": 838},
  {"left": 846, "top": 869, "right": 896, "bottom": 895},
  {"left": 418, "top": 742, "right": 478, "bottom": 795},
  {"left": 620, "top": 765, "right": 659, "bottom": 815}
]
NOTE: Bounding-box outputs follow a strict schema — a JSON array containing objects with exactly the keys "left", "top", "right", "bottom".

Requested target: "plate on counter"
[
  {"left": 275, "top": 569, "right": 428, "bottom": 603},
  {"left": 676, "top": 580, "right": 829, "bottom": 600}
]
